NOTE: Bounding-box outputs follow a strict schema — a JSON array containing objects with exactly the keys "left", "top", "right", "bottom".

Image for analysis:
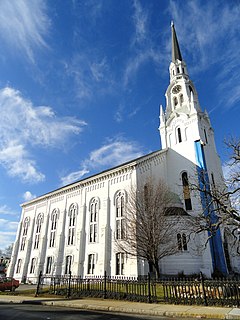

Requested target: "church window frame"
[
  {"left": 181, "top": 172, "right": 192, "bottom": 211},
  {"left": 89, "top": 198, "right": 99, "bottom": 243},
  {"left": 65, "top": 255, "right": 72, "bottom": 274},
  {"left": 20, "top": 217, "right": 30, "bottom": 251},
  {"left": 114, "top": 191, "right": 126, "bottom": 240},
  {"left": 67, "top": 203, "right": 77, "bottom": 246},
  {"left": 204, "top": 128, "right": 208, "bottom": 144},
  {"left": 16, "top": 259, "right": 22, "bottom": 274},
  {"left": 87, "top": 254, "right": 95, "bottom": 274},
  {"left": 46, "top": 256, "right": 53, "bottom": 274},
  {"left": 116, "top": 252, "right": 124, "bottom": 275},
  {"left": 34, "top": 213, "right": 43, "bottom": 249},
  {"left": 49, "top": 209, "right": 58, "bottom": 248},
  {"left": 177, "top": 233, "right": 188, "bottom": 251},
  {"left": 30, "top": 257, "right": 36, "bottom": 274}
]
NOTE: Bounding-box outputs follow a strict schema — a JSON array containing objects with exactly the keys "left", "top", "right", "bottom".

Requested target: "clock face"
[{"left": 172, "top": 85, "right": 182, "bottom": 94}]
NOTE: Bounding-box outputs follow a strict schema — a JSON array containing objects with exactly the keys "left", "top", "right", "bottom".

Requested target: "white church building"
[{"left": 8, "top": 24, "right": 239, "bottom": 282}]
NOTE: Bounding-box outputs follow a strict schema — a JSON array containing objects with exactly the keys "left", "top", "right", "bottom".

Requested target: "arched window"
[
  {"left": 34, "top": 213, "right": 43, "bottom": 249},
  {"left": 49, "top": 209, "right": 58, "bottom": 248},
  {"left": 87, "top": 254, "right": 95, "bottom": 274},
  {"left": 46, "top": 256, "right": 53, "bottom": 274},
  {"left": 65, "top": 255, "right": 72, "bottom": 274},
  {"left": 177, "top": 127, "right": 182, "bottom": 143},
  {"left": 182, "top": 172, "right": 192, "bottom": 210},
  {"left": 116, "top": 252, "right": 124, "bottom": 275},
  {"left": 115, "top": 191, "right": 126, "bottom": 240},
  {"left": 16, "top": 259, "right": 22, "bottom": 273},
  {"left": 20, "top": 217, "right": 30, "bottom": 251},
  {"left": 204, "top": 128, "right": 208, "bottom": 144},
  {"left": 30, "top": 258, "right": 36, "bottom": 273},
  {"left": 68, "top": 204, "right": 77, "bottom": 245},
  {"left": 89, "top": 198, "right": 99, "bottom": 243}
]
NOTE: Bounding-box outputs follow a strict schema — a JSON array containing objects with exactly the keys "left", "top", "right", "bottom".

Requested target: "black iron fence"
[{"left": 35, "top": 272, "right": 240, "bottom": 307}]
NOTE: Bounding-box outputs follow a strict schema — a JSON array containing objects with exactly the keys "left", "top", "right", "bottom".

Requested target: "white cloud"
[
  {"left": 0, "top": 86, "right": 86, "bottom": 183},
  {"left": 0, "top": 0, "right": 50, "bottom": 63},
  {"left": 0, "top": 205, "right": 17, "bottom": 216},
  {"left": 61, "top": 138, "right": 145, "bottom": 185},
  {"left": 23, "top": 191, "right": 36, "bottom": 202}
]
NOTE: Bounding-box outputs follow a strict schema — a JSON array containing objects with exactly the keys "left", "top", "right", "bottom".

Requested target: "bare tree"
[
  {"left": 116, "top": 178, "right": 186, "bottom": 278},
  {"left": 189, "top": 138, "right": 240, "bottom": 254}
]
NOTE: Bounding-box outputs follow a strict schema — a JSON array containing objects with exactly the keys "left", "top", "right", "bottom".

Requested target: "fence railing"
[{"left": 35, "top": 272, "right": 240, "bottom": 307}]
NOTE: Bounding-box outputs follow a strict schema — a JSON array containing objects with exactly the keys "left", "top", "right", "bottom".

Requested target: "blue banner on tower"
[{"left": 194, "top": 140, "right": 228, "bottom": 275}]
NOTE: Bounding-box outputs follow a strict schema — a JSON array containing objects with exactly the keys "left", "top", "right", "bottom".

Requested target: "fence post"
[
  {"left": 104, "top": 270, "right": 107, "bottom": 299},
  {"left": 200, "top": 272, "right": 208, "bottom": 306},
  {"left": 35, "top": 270, "right": 42, "bottom": 297},
  {"left": 67, "top": 271, "right": 72, "bottom": 298},
  {"left": 147, "top": 272, "right": 151, "bottom": 303}
]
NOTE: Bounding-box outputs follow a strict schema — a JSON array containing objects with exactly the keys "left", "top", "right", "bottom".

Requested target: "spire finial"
[{"left": 171, "top": 22, "right": 182, "bottom": 62}]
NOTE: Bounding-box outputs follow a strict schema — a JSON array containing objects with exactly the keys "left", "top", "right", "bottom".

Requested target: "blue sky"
[{"left": 0, "top": 0, "right": 239, "bottom": 252}]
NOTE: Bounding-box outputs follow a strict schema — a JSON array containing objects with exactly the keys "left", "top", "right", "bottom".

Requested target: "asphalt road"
[{"left": 0, "top": 303, "right": 211, "bottom": 320}]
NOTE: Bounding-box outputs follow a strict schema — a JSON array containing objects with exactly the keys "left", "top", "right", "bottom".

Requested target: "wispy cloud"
[
  {"left": 0, "top": 87, "right": 86, "bottom": 183},
  {"left": 0, "top": 0, "right": 50, "bottom": 63},
  {"left": 61, "top": 137, "right": 145, "bottom": 185},
  {"left": 64, "top": 54, "right": 113, "bottom": 100},
  {"left": 123, "top": 1, "right": 162, "bottom": 87}
]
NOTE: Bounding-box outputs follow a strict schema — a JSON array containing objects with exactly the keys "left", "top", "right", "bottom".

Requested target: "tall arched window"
[
  {"left": 182, "top": 172, "right": 192, "bottom": 210},
  {"left": 49, "top": 209, "right": 58, "bottom": 248},
  {"left": 30, "top": 257, "right": 36, "bottom": 273},
  {"left": 89, "top": 198, "right": 99, "bottom": 243},
  {"left": 115, "top": 191, "right": 126, "bottom": 240},
  {"left": 68, "top": 204, "right": 77, "bottom": 245},
  {"left": 65, "top": 255, "right": 72, "bottom": 274},
  {"left": 177, "top": 233, "right": 188, "bottom": 251},
  {"left": 180, "top": 94, "right": 184, "bottom": 104},
  {"left": 20, "top": 217, "right": 30, "bottom": 251},
  {"left": 34, "top": 213, "right": 43, "bottom": 249},
  {"left": 174, "top": 96, "right": 178, "bottom": 107}
]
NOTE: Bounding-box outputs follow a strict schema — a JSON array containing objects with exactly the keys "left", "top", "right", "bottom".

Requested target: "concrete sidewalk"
[{"left": 0, "top": 294, "right": 239, "bottom": 319}]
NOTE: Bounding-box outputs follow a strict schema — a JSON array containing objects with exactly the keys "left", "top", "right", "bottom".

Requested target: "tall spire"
[{"left": 171, "top": 21, "right": 182, "bottom": 62}]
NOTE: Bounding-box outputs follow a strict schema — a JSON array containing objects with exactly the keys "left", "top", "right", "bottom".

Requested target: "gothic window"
[
  {"left": 34, "top": 213, "right": 43, "bottom": 249},
  {"left": 30, "top": 258, "right": 36, "bottom": 273},
  {"left": 115, "top": 191, "right": 126, "bottom": 240},
  {"left": 16, "top": 259, "right": 22, "bottom": 273},
  {"left": 67, "top": 204, "right": 77, "bottom": 246},
  {"left": 182, "top": 172, "right": 192, "bottom": 210},
  {"left": 49, "top": 209, "right": 58, "bottom": 248},
  {"left": 177, "top": 233, "right": 188, "bottom": 251},
  {"left": 20, "top": 217, "right": 30, "bottom": 251},
  {"left": 172, "top": 70, "right": 175, "bottom": 75},
  {"left": 46, "top": 256, "right": 53, "bottom": 274},
  {"left": 182, "top": 67, "right": 185, "bottom": 73},
  {"left": 116, "top": 252, "right": 124, "bottom": 275},
  {"left": 211, "top": 173, "right": 215, "bottom": 188},
  {"left": 87, "top": 254, "right": 95, "bottom": 274},
  {"left": 65, "top": 255, "right": 72, "bottom": 274},
  {"left": 189, "top": 85, "right": 193, "bottom": 94},
  {"left": 89, "top": 198, "right": 99, "bottom": 243},
  {"left": 177, "top": 67, "right": 180, "bottom": 73},
  {"left": 177, "top": 127, "right": 182, "bottom": 143}
]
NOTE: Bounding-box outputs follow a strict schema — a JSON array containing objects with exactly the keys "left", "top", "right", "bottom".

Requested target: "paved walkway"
[{"left": 0, "top": 294, "right": 239, "bottom": 319}]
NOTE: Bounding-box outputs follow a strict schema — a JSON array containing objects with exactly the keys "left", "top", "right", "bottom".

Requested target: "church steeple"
[{"left": 171, "top": 22, "right": 182, "bottom": 62}]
